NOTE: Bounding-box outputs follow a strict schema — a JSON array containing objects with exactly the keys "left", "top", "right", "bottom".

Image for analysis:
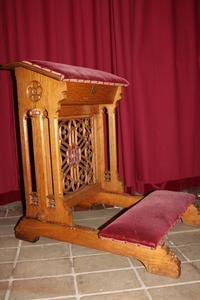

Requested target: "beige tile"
[
  {"left": 9, "top": 276, "right": 75, "bottom": 299},
  {"left": 0, "top": 217, "right": 19, "bottom": 226},
  {"left": 0, "top": 248, "right": 17, "bottom": 262},
  {"left": 7, "top": 206, "right": 23, "bottom": 217},
  {"left": 178, "top": 243, "right": 200, "bottom": 260},
  {"left": 149, "top": 283, "right": 200, "bottom": 300},
  {"left": 137, "top": 262, "right": 200, "bottom": 287},
  {"left": 21, "top": 236, "right": 61, "bottom": 246},
  {"left": 75, "top": 218, "right": 111, "bottom": 229},
  {"left": 81, "top": 290, "right": 149, "bottom": 300},
  {"left": 168, "top": 231, "right": 200, "bottom": 246},
  {"left": 72, "top": 244, "right": 104, "bottom": 256},
  {"left": 0, "top": 210, "right": 6, "bottom": 217},
  {"left": 0, "top": 225, "right": 15, "bottom": 236},
  {"left": 77, "top": 269, "right": 141, "bottom": 294},
  {"left": 129, "top": 258, "right": 144, "bottom": 267},
  {"left": 191, "top": 260, "right": 200, "bottom": 271},
  {"left": 13, "top": 258, "right": 72, "bottom": 278},
  {"left": 74, "top": 208, "right": 121, "bottom": 220},
  {"left": 0, "top": 236, "right": 19, "bottom": 248},
  {"left": 74, "top": 253, "right": 130, "bottom": 273},
  {"left": 170, "top": 220, "right": 198, "bottom": 232},
  {"left": 0, "top": 281, "right": 9, "bottom": 299},
  {"left": 0, "top": 263, "right": 13, "bottom": 279},
  {"left": 19, "top": 243, "right": 69, "bottom": 260}
]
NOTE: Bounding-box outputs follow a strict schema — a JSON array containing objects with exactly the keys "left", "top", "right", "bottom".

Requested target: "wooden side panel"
[{"left": 15, "top": 67, "right": 72, "bottom": 225}]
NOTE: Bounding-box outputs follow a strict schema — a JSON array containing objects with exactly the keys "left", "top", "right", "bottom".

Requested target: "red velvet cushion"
[
  {"left": 99, "top": 190, "right": 195, "bottom": 248},
  {"left": 22, "top": 60, "right": 129, "bottom": 86}
]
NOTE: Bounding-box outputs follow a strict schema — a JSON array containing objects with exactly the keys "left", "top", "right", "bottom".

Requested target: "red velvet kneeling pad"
[{"left": 99, "top": 190, "right": 195, "bottom": 248}]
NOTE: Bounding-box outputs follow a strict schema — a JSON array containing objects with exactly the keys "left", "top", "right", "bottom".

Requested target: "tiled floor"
[{"left": 0, "top": 203, "right": 200, "bottom": 300}]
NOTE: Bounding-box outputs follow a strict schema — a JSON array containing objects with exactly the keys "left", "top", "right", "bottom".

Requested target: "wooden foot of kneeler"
[
  {"left": 181, "top": 203, "right": 200, "bottom": 226},
  {"left": 15, "top": 216, "right": 180, "bottom": 278}
]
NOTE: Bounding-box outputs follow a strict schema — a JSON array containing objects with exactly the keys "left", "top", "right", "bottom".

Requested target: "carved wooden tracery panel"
[{"left": 59, "top": 117, "right": 95, "bottom": 194}]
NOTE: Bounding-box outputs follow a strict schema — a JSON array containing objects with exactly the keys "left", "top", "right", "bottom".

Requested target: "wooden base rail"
[
  {"left": 15, "top": 202, "right": 200, "bottom": 279},
  {"left": 15, "top": 216, "right": 180, "bottom": 278}
]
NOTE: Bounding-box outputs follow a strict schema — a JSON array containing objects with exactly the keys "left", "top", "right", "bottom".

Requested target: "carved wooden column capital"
[{"left": 28, "top": 108, "right": 48, "bottom": 118}]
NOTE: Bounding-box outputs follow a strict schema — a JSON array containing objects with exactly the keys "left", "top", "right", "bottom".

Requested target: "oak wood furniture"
[{"left": 1, "top": 60, "right": 200, "bottom": 278}]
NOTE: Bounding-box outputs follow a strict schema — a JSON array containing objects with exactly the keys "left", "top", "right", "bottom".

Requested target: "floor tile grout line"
[
  {"left": 1, "top": 256, "right": 71, "bottom": 263},
  {"left": 4, "top": 239, "right": 22, "bottom": 300},
  {"left": 0, "top": 267, "right": 137, "bottom": 282},
  {"left": 0, "top": 246, "right": 18, "bottom": 250},
  {"left": 13, "top": 239, "right": 21, "bottom": 267},
  {"left": 70, "top": 252, "right": 106, "bottom": 258},
  {"left": 69, "top": 243, "right": 80, "bottom": 300},
  {"left": 0, "top": 261, "right": 141, "bottom": 282},
  {"left": 0, "top": 253, "right": 110, "bottom": 265},
  {"left": 168, "top": 228, "right": 200, "bottom": 235},
  {"left": 1, "top": 259, "right": 200, "bottom": 295},
  {"left": 1, "top": 274, "right": 74, "bottom": 282},
  {"left": 0, "top": 224, "right": 16, "bottom": 227},
  {"left": 3, "top": 277, "right": 13, "bottom": 300},
  {"left": 146, "top": 279, "right": 200, "bottom": 290},
  {"left": 20, "top": 242, "right": 65, "bottom": 247},
  {"left": 26, "top": 280, "right": 200, "bottom": 300},
  {"left": 78, "top": 287, "right": 147, "bottom": 298},
  {"left": 169, "top": 241, "right": 200, "bottom": 265},
  {"left": 0, "top": 234, "right": 18, "bottom": 238},
  {"left": 182, "top": 258, "right": 200, "bottom": 263},
  {"left": 31, "top": 296, "right": 76, "bottom": 300},
  {"left": 0, "top": 233, "right": 15, "bottom": 237},
  {"left": 0, "top": 242, "right": 65, "bottom": 249},
  {"left": 0, "top": 251, "right": 118, "bottom": 264},
  {"left": 166, "top": 242, "right": 200, "bottom": 247},
  {"left": 0, "top": 234, "right": 16, "bottom": 238},
  {"left": 3, "top": 261, "right": 200, "bottom": 283},
  {"left": 70, "top": 280, "right": 200, "bottom": 299},
  {"left": 54, "top": 266, "right": 134, "bottom": 276},
  {"left": 0, "top": 266, "right": 143, "bottom": 283},
  {"left": 1, "top": 255, "right": 200, "bottom": 278},
  {"left": 168, "top": 240, "right": 191, "bottom": 262},
  {"left": 128, "top": 258, "right": 153, "bottom": 300},
  {"left": 0, "top": 215, "right": 21, "bottom": 219}
]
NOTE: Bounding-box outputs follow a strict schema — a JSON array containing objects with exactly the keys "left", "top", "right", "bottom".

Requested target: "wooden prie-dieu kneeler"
[{"left": 1, "top": 60, "right": 200, "bottom": 278}]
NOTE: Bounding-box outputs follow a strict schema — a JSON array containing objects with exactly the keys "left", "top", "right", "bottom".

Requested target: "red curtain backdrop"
[{"left": 0, "top": 0, "right": 200, "bottom": 204}]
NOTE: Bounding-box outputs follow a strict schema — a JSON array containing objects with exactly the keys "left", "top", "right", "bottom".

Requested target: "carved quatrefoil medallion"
[{"left": 26, "top": 80, "right": 43, "bottom": 102}]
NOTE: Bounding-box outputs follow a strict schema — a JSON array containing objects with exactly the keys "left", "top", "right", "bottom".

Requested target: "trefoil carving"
[{"left": 26, "top": 80, "right": 43, "bottom": 102}]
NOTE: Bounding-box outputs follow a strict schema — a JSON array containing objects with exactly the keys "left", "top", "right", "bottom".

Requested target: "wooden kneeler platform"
[
  {"left": 1, "top": 60, "right": 200, "bottom": 279},
  {"left": 99, "top": 190, "right": 196, "bottom": 277},
  {"left": 15, "top": 190, "right": 200, "bottom": 278}
]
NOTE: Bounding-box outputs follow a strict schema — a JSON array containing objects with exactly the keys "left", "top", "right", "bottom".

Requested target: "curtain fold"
[{"left": 1, "top": 0, "right": 200, "bottom": 204}]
